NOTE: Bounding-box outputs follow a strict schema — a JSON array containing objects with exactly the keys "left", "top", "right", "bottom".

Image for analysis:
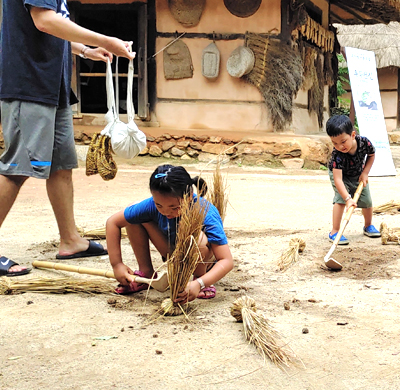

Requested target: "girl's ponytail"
[{"left": 192, "top": 176, "right": 207, "bottom": 197}]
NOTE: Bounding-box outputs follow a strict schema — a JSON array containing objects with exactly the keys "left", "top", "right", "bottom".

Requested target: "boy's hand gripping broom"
[{"left": 324, "top": 181, "right": 364, "bottom": 270}]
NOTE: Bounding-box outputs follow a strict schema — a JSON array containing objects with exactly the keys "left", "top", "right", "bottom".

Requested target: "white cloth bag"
[{"left": 101, "top": 58, "right": 147, "bottom": 159}]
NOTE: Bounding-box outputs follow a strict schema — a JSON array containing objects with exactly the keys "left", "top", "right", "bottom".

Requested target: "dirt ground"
[{"left": 1, "top": 147, "right": 400, "bottom": 390}]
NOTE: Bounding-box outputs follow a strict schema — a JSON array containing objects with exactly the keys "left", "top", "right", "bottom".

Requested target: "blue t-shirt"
[
  {"left": 0, "top": 0, "right": 71, "bottom": 107},
  {"left": 124, "top": 196, "right": 228, "bottom": 247}
]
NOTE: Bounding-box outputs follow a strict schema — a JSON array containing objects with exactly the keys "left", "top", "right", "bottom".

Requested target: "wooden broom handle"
[
  {"left": 334, "top": 181, "right": 364, "bottom": 245},
  {"left": 32, "top": 261, "right": 116, "bottom": 279},
  {"left": 343, "top": 181, "right": 364, "bottom": 222}
]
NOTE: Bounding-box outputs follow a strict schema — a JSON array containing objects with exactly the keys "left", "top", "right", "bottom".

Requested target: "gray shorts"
[
  {"left": 328, "top": 170, "right": 372, "bottom": 208},
  {"left": 0, "top": 100, "right": 78, "bottom": 179}
]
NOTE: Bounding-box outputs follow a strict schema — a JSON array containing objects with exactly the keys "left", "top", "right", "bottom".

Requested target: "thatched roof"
[
  {"left": 331, "top": 0, "right": 400, "bottom": 24},
  {"left": 336, "top": 23, "right": 400, "bottom": 68}
]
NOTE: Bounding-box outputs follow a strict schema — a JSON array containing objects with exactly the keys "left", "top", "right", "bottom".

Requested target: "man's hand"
[{"left": 85, "top": 47, "right": 113, "bottom": 62}]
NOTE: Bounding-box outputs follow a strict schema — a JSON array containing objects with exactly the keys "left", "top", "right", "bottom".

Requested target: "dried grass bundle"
[
  {"left": 323, "top": 52, "right": 336, "bottom": 87},
  {"left": 77, "top": 225, "right": 128, "bottom": 239},
  {"left": 308, "top": 52, "right": 324, "bottom": 128},
  {"left": 162, "top": 194, "right": 208, "bottom": 316},
  {"left": 380, "top": 222, "right": 400, "bottom": 245},
  {"left": 0, "top": 276, "right": 116, "bottom": 295},
  {"left": 244, "top": 32, "right": 303, "bottom": 131},
  {"left": 301, "top": 47, "right": 317, "bottom": 91},
  {"left": 207, "top": 159, "right": 228, "bottom": 222},
  {"left": 231, "top": 296, "right": 298, "bottom": 369},
  {"left": 278, "top": 238, "right": 306, "bottom": 272},
  {"left": 373, "top": 200, "right": 400, "bottom": 214}
]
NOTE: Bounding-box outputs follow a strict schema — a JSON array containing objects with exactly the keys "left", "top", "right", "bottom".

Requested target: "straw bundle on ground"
[
  {"left": 162, "top": 194, "right": 208, "bottom": 316},
  {"left": 231, "top": 296, "right": 298, "bottom": 369},
  {"left": 278, "top": 238, "right": 306, "bottom": 272},
  {"left": 0, "top": 276, "right": 116, "bottom": 295},
  {"left": 77, "top": 226, "right": 128, "bottom": 239},
  {"left": 373, "top": 200, "right": 400, "bottom": 214},
  {"left": 244, "top": 32, "right": 303, "bottom": 131},
  {"left": 380, "top": 222, "right": 400, "bottom": 245},
  {"left": 207, "top": 159, "right": 228, "bottom": 222}
]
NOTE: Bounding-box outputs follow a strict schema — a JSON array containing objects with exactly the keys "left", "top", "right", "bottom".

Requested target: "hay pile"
[
  {"left": 278, "top": 238, "right": 306, "bottom": 272},
  {"left": 380, "top": 222, "right": 400, "bottom": 245},
  {"left": 244, "top": 32, "right": 303, "bottom": 131},
  {"left": 162, "top": 194, "right": 208, "bottom": 316},
  {"left": 231, "top": 296, "right": 298, "bottom": 369}
]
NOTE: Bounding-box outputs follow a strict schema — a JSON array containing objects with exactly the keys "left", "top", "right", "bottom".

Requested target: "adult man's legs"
[
  {"left": 46, "top": 168, "right": 96, "bottom": 256},
  {"left": 0, "top": 175, "right": 28, "bottom": 273}
]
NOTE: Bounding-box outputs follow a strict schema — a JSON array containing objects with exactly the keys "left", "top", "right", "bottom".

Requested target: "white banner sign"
[{"left": 345, "top": 47, "right": 396, "bottom": 176}]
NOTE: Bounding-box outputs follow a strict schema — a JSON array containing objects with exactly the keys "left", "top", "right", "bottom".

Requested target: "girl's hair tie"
[{"left": 155, "top": 173, "right": 167, "bottom": 179}]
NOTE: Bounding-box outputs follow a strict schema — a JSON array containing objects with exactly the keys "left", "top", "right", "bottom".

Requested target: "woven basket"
[
  {"left": 227, "top": 46, "right": 255, "bottom": 78},
  {"left": 97, "top": 135, "right": 117, "bottom": 181},
  {"left": 202, "top": 42, "right": 220, "bottom": 79},
  {"left": 86, "top": 133, "right": 101, "bottom": 176}
]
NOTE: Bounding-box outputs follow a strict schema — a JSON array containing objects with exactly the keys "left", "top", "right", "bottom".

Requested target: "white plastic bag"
[{"left": 101, "top": 58, "right": 147, "bottom": 159}]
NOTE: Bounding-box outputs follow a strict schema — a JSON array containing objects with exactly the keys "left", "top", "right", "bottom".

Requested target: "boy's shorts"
[
  {"left": 329, "top": 170, "right": 372, "bottom": 208},
  {"left": 0, "top": 100, "right": 78, "bottom": 179}
]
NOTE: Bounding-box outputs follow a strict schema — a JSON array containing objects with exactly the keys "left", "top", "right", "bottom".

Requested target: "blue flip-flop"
[
  {"left": 0, "top": 256, "right": 31, "bottom": 277},
  {"left": 56, "top": 240, "right": 108, "bottom": 260}
]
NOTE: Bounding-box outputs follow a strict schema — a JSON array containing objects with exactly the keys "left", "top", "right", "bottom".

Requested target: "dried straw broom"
[
  {"left": 373, "top": 200, "right": 400, "bottom": 214},
  {"left": 244, "top": 32, "right": 303, "bottom": 131},
  {"left": 278, "top": 238, "right": 306, "bottom": 272},
  {"left": 161, "top": 194, "right": 208, "bottom": 316},
  {"left": 380, "top": 222, "right": 400, "bottom": 245},
  {"left": 231, "top": 296, "right": 298, "bottom": 369},
  {"left": 77, "top": 225, "right": 128, "bottom": 239},
  {"left": 0, "top": 276, "right": 116, "bottom": 295}
]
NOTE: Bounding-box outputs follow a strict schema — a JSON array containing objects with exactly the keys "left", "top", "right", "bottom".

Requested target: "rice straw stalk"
[
  {"left": 231, "top": 296, "right": 298, "bottom": 369},
  {"left": 77, "top": 225, "right": 128, "bottom": 239},
  {"left": 373, "top": 200, "right": 400, "bottom": 214},
  {"left": 278, "top": 238, "right": 306, "bottom": 272},
  {"left": 161, "top": 194, "right": 208, "bottom": 316},
  {"left": 0, "top": 276, "right": 116, "bottom": 295},
  {"left": 207, "top": 157, "right": 229, "bottom": 222}
]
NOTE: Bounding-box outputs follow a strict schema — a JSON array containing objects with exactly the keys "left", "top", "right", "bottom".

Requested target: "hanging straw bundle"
[
  {"left": 0, "top": 276, "right": 116, "bottom": 295},
  {"left": 244, "top": 32, "right": 303, "bottom": 131},
  {"left": 373, "top": 200, "right": 400, "bottom": 214},
  {"left": 308, "top": 52, "right": 324, "bottom": 128},
  {"left": 161, "top": 194, "right": 208, "bottom": 316},
  {"left": 77, "top": 225, "right": 128, "bottom": 239},
  {"left": 230, "top": 296, "right": 298, "bottom": 369},
  {"left": 380, "top": 222, "right": 400, "bottom": 245},
  {"left": 207, "top": 159, "right": 228, "bottom": 222},
  {"left": 278, "top": 238, "right": 306, "bottom": 272}
]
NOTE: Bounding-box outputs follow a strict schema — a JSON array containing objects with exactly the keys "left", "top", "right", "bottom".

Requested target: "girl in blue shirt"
[{"left": 106, "top": 164, "right": 233, "bottom": 301}]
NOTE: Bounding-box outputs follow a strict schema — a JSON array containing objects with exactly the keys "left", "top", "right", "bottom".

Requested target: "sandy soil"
[{"left": 1, "top": 148, "right": 400, "bottom": 390}]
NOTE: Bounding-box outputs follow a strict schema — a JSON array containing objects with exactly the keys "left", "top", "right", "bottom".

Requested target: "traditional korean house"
[{"left": 67, "top": 0, "right": 400, "bottom": 137}]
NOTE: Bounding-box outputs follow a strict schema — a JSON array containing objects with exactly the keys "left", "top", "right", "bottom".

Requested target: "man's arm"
[
  {"left": 29, "top": 7, "right": 134, "bottom": 59},
  {"left": 71, "top": 42, "right": 113, "bottom": 63}
]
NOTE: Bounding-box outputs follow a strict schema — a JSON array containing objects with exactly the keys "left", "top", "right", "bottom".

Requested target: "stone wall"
[{"left": 74, "top": 131, "right": 333, "bottom": 169}]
